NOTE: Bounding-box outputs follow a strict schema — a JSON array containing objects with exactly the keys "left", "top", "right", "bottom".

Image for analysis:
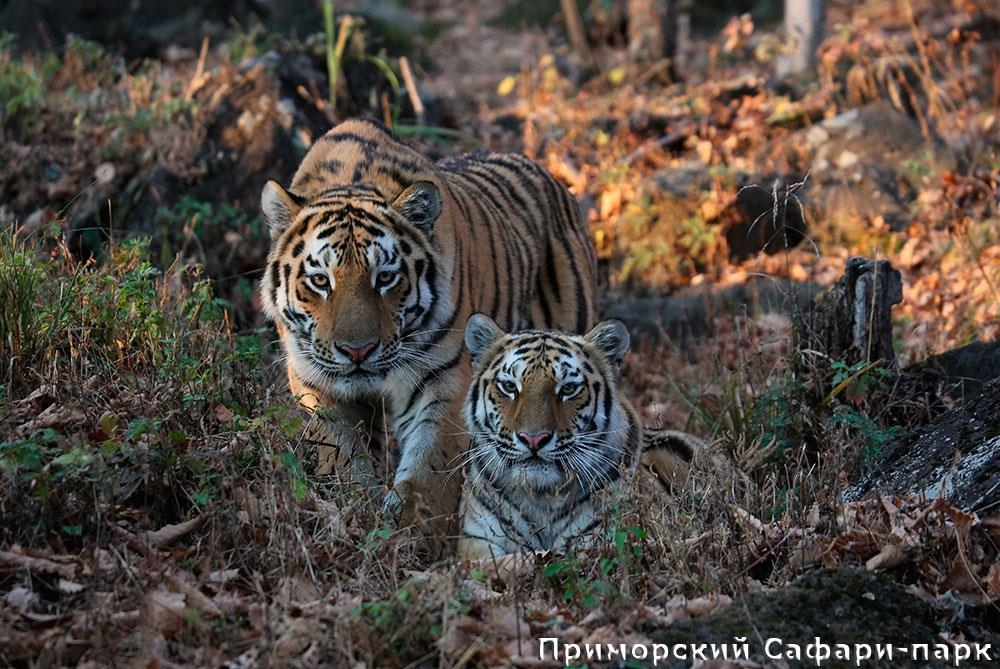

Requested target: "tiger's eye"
[
  {"left": 497, "top": 379, "right": 519, "bottom": 398},
  {"left": 376, "top": 269, "right": 395, "bottom": 287},
  {"left": 310, "top": 274, "right": 329, "bottom": 290},
  {"left": 559, "top": 382, "right": 581, "bottom": 399}
]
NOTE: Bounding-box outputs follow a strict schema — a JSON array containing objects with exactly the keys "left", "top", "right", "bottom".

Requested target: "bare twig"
[
  {"left": 141, "top": 516, "right": 204, "bottom": 549},
  {"left": 560, "top": 0, "right": 592, "bottom": 66},
  {"left": 621, "top": 123, "right": 695, "bottom": 166},
  {"left": 185, "top": 36, "right": 210, "bottom": 100},
  {"left": 398, "top": 56, "right": 425, "bottom": 126}
]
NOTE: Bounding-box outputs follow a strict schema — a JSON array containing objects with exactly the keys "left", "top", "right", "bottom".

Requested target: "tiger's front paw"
[
  {"left": 383, "top": 481, "right": 449, "bottom": 560},
  {"left": 380, "top": 484, "right": 407, "bottom": 528},
  {"left": 380, "top": 481, "right": 428, "bottom": 524}
]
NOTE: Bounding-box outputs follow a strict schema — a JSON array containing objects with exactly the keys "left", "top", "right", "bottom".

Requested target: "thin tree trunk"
[
  {"left": 560, "top": 0, "right": 589, "bottom": 62},
  {"left": 777, "top": 0, "right": 826, "bottom": 76}
]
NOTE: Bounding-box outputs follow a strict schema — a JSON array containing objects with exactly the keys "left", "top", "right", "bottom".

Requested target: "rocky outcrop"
[{"left": 780, "top": 100, "right": 957, "bottom": 230}]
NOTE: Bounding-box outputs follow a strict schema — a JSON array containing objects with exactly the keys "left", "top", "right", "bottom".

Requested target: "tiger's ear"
[
  {"left": 584, "top": 319, "right": 630, "bottom": 370},
  {"left": 392, "top": 181, "right": 442, "bottom": 233},
  {"left": 465, "top": 314, "right": 505, "bottom": 370},
  {"left": 261, "top": 180, "right": 303, "bottom": 241}
]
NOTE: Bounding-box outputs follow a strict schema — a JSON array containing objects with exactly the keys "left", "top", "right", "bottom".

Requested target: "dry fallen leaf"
[
  {"left": 274, "top": 618, "right": 314, "bottom": 657},
  {"left": 437, "top": 615, "right": 482, "bottom": 657},
  {"left": 167, "top": 573, "right": 222, "bottom": 617},
  {"left": 486, "top": 606, "right": 531, "bottom": 639},
  {"left": 985, "top": 563, "right": 1000, "bottom": 599},
  {"left": 684, "top": 593, "right": 733, "bottom": 618},
  {"left": 18, "top": 403, "right": 87, "bottom": 434},
  {"left": 0, "top": 549, "right": 78, "bottom": 579},
  {"left": 144, "top": 589, "right": 187, "bottom": 636},
  {"left": 21, "top": 610, "right": 70, "bottom": 625},
  {"left": 56, "top": 578, "right": 85, "bottom": 595},
  {"left": 205, "top": 568, "right": 240, "bottom": 585},
  {"left": 213, "top": 404, "right": 234, "bottom": 423}
]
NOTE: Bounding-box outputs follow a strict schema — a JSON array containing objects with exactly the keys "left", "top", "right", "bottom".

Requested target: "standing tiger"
[
  {"left": 259, "top": 119, "right": 598, "bottom": 547},
  {"left": 458, "top": 314, "right": 705, "bottom": 561}
]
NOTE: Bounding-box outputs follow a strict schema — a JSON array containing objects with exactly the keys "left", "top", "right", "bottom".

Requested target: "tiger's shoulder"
[
  {"left": 290, "top": 119, "right": 562, "bottom": 202},
  {"left": 288, "top": 118, "right": 435, "bottom": 199}
]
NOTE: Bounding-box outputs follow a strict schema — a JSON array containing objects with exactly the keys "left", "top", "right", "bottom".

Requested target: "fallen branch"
[
  {"left": 0, "top": 549, "right": 77, "bottom": 579},
  {"left": 141, "top": 516, "right": 204, "bottom": 550}
]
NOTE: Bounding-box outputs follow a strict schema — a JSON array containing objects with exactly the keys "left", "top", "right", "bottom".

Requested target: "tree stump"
[{"left": 794, "top": 257, "right": 903, "bottom": 372}]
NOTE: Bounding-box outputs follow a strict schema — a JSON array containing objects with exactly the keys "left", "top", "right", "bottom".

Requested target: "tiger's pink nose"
[
  {"left": 517, "top": 431, "right": 553, "bottom": 452},
  {"left": 335, "top": 340, "right": 377, "bottom": 363}
]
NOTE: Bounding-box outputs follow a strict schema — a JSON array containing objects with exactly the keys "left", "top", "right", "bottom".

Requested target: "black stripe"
[
  {"left": 601, "top": 384, "right": 613, "bottom": 430},
  {"left": 319, "top": 131, "right": 379, "bottom": 153},
  {"left": 547, "top": 178, "right": 593, "bottom": 331},
  {"left": 452, "top": 190, "right": 501, "bottom": 320},
  {"left": 317, "top": 159, "right": 343, "bottom": 174},
  {"left": 467, "top": 382, "right": 481, "bottom": 417},
  {"left": 642, "top": 431, "right": 695, "bottom": 462}
]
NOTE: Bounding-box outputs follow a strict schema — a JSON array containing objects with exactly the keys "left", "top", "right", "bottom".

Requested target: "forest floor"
[{"left": 1, "top": 0, "right": 999, "bottom": 666}]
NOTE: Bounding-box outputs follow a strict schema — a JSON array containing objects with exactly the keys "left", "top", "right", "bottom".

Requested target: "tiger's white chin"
[
  {"left": 327, "top": 373, "right": 385, "bottom": 398},
  {"left": 293, "top": 356, "right": 387, "bottom": 398},
  {"left": 509, "top": 459, "right": 570, "bottom": 493}
]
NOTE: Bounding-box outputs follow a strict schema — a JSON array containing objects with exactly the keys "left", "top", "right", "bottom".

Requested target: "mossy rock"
[{"left": 639, "top": 568, "right": 992, "bottom": 668}]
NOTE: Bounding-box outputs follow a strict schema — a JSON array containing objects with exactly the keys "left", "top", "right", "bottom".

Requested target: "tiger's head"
[
  {"left": 259, "top": 179, "right": 449, "bottom": 398},
  {"left": 463, "top": 315, "right": 637, "bottom": 494}
]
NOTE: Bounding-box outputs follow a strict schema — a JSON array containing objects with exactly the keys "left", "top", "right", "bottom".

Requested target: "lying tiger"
[
  {"left": 259, "top": 119, "right": 597, "bottom": 548},
  {"left": 458, "top": 314, "right": 706, "bottom": 560}
]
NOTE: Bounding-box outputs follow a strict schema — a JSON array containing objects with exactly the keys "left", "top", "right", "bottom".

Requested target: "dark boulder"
[{"left": 638, "top": 568, "right": 994, "bottom": 668}]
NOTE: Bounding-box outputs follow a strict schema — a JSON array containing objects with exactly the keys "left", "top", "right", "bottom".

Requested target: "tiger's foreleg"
[
  {"left": 290, "top": 372, "right": 386, "bottom": 496},
  {"left": 386, "top": 384, "right": 465, "bottom": 556}
]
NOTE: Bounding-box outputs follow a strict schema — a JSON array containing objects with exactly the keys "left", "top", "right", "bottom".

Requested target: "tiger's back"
[
  {"left": 437, "top": 151, "right": 596, "bottom": 333},
  {"left": 259, "top": 119, "right": 598, "bottom": 547}
]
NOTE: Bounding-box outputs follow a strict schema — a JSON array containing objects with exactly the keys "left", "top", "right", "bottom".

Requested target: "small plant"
[
  {"left": 154, "top": 196, "right": 261, "bottom": 266},
  {"left": 535, "top": 509, "right": 649, "bottom": 612},
  {"left": 322, "top": 0, "right": 340, "bottom": 110},
  {"left": 0, "top": 33, "right": 45, "bottom": 132},
  {"left": 226, "top": 19, "right": 268, "bottom": 64},
  {"left": 278, "top": 451, "right": 309, "bottom": 500},
  {"left": 0, "top": 233, "right": 82, "bottom": 390},
  {"left": 829, "top": 407, "right": 904, "bottom": 468},
  {"left": 351, "top": 577, "right": 459, "bottom": 664}
]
